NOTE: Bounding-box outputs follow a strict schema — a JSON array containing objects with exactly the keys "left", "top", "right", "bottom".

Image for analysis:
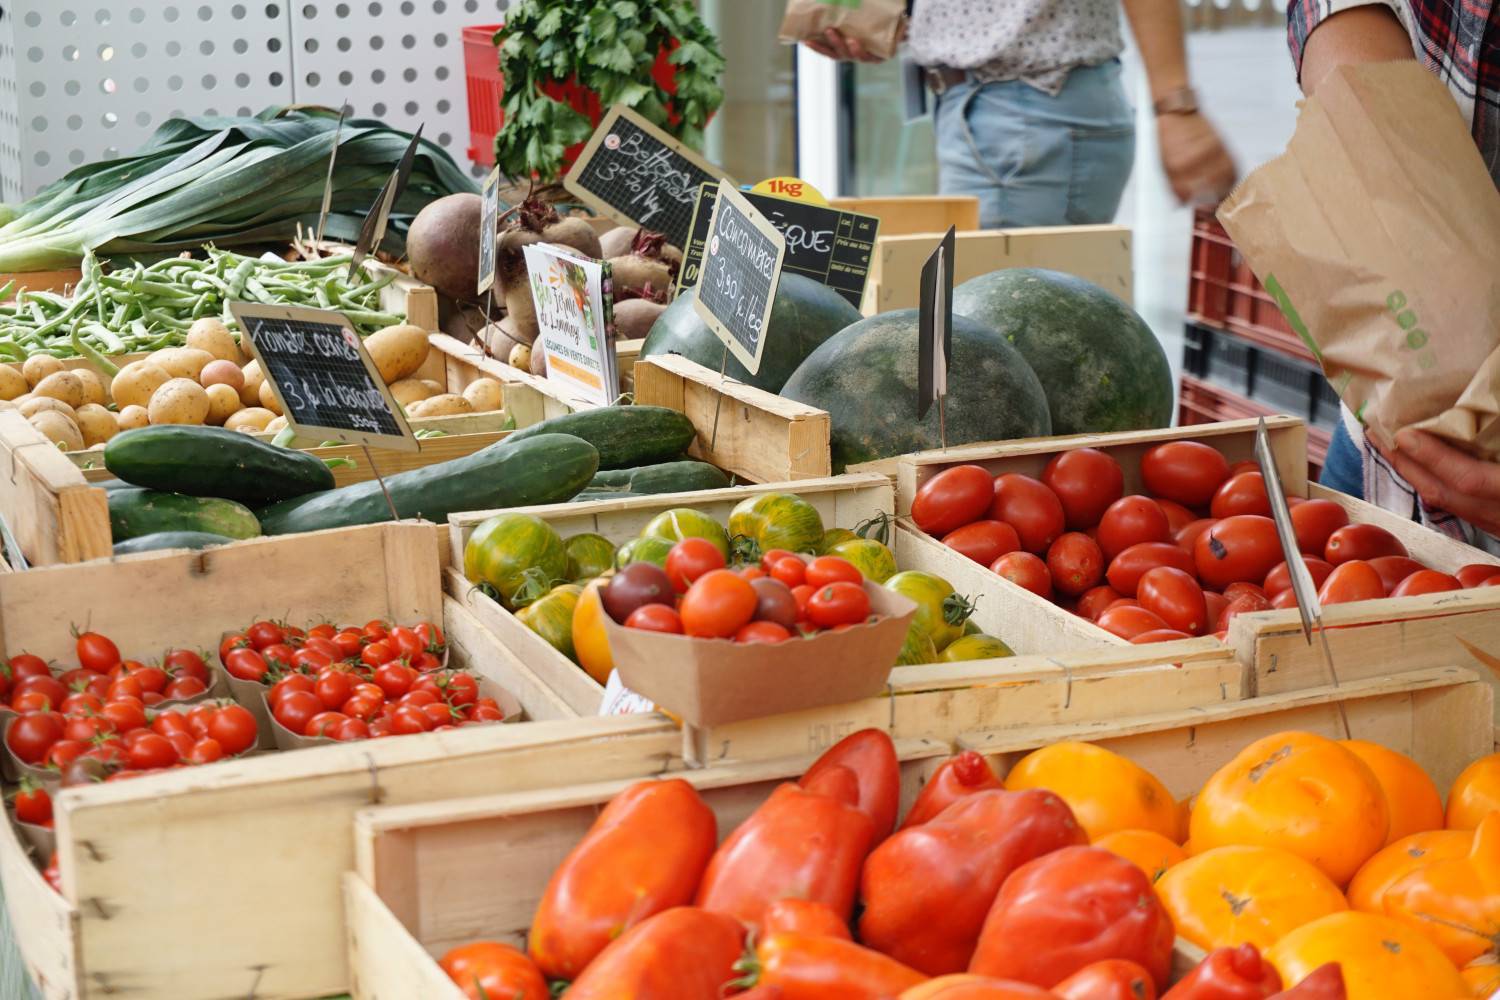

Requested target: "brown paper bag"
[
  {"left": 1218, "top": 61, "right": 1500, "bottom": 460},
  {"left": 779, "top": 0, "right": 907, "bottom": 61}
]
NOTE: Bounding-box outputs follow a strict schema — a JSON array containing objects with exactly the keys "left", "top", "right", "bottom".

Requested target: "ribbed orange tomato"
[
  {"left": 1266, "top": 912, "right": 1467, "bottom": 1000},
  {"left": 1094, "top": 829, "right": 1187, "bottom": 884},
  {"left": 1189, "top": 731, "right": 1389, "bottom": 885},
  {"left": 1339, "top": 739, "right": 1444, "bottom": 845},
  {"left": 1003, "top": 741, "right": 1178, "bottom": 842},
  {"left": 1461, "top": 958, "right": 1500, "bottom": 998},
  {"left": 1348, "top": 829, "right": 1473, "bottom": 914},
  {"left": 1378, "top": 813, "right": 1500, "bottom": 968},
  {"left": 570, "top": 579, "right": 613, "bottom": 685},
  {"left": 1156, "top": 844, "right": 1348, "bottom": 952},
  {"left": 1448, "top": 753, "right": 1500, "bottom": 830}
]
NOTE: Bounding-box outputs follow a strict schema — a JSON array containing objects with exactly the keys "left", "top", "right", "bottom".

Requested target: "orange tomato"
[
  {"left": 1003, "top": 741, "right": 1179, "bottom": 842},
  {"left": 1348, "top": 829, "right": 1473, "bottom": 914},
  {"left": 1189, "top": 731, "right": 1388, "bottom": 886},
  {"left": 439, "top": 941, "right": 548, "bottom": 1000},
  {"left": 1266, "top": 911, "right": 1467, "bottom": 1000},
  {"left": 1448, "top": 753, "right": 1500, "bottom": 830},
  {"left": 679, "top": 569, "right": 758, "bottom": 638},
  {"left": 571, "top": 580, "right": 613, "bottom": 685},
  {"left": 1093, "top": 829, "right": 1187, "bottom": 884},
  {"left": 1339, "top": 739, "right": 1444, "bottom": 845},
  {"left": 1461, "top": 958, "right": 1500, "bottom": 998},
  {"left": 1156, "top": 845, "right": 1348, "bottom": 952},
  {"left": 901, "top": 976, "right": 1057, "bottom": 999},
  {"left": 1377, "top": 813, "right": 1500, "bottom": 968}
]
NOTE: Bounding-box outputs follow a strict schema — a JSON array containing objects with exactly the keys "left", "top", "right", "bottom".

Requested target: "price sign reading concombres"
[{"left": 692, "top": 183, "right": 786, "bottom": 376}]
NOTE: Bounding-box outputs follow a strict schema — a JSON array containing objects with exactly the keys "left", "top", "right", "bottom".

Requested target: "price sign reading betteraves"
[
  {"left": 229, "top": 302, "right": 417, "bottom": 452},
  {"left": 692, "top": 183, "right": 786, "bottom": 375}
]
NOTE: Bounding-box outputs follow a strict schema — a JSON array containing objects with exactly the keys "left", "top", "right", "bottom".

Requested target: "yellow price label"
[{"left": 750, "top": 176, "right": 828, "bottom": 205}]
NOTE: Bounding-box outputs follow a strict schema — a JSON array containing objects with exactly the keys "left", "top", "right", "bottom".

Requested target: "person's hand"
[
  {"left": 1157, "top": 112, "right": 1238, "bottom": 205},
  {"left": 802, "top": 28, "right": 887, "bottom": 63},
  {"left": 1385, "top": 429, "right": 1500, "bottom": 535}
]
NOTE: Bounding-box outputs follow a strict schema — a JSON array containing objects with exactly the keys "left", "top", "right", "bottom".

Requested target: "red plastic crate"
[
  {"left": 1179, "top": 374, "right": 1330, "bottom": 479},
  {"left": 1187, "top": 208, "right": 1316, "bottom": 365}
]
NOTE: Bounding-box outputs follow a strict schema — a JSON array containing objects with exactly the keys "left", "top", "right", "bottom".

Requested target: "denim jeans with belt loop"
[{"left": 933, "top": 60, "right": 1137, "bottom": 229}]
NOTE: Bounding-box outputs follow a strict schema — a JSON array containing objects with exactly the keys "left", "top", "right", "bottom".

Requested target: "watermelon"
[
  {"left": 780, "top": 310, "right": 1052, "bottom": 471},
  {"left": 638, "top": 272, "right": 861, "bottom": 392},
  {"left": 953, "top": 268, "right": 1173, "bottom": 436}
]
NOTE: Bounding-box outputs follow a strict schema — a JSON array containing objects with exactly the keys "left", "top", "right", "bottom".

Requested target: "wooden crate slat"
[{"left": 826, "top": 195, "right": 981, "bottom": 236}]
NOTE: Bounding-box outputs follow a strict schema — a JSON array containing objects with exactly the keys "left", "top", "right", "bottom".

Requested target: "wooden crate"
[
  {"left": 340, "top": 665, "right": 1491, "bottom": 998},
  {"left": 891, "top": 417, "right": 1500, "bottom": 719},
  {"left": 631, "top": 354, "right": 832, "bottom": 483},
  {"left": 826, "top": 195, "right": 981, "bottom": 236},
  {"left": 0, "top": 270, "right": 82, "bottom": 299},
  {"left": 0, "top": 411, "right": 110, "bottom": 566},
  {"left": 0, "top": 521, "right": 695, "bottom": 1000},
  {"left": 860, "top": 225, "right": 1133, "bottom": 315}
]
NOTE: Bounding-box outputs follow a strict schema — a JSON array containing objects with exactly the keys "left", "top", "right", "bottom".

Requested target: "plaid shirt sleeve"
[{"left": 1286, "top": 0, "right": 1416, "bottom": 80}]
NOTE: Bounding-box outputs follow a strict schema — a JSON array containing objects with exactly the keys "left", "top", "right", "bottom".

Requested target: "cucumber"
[
  {"left": 588, "top": 460, "right": 730, "bottom": 494},
  {"left": 104, "top": 425, "right": 336, "bottom": 505},
  {"left": 112, "top": 531, "right": 235, "bottom": 555},
  {"left": 256, "top": 433, "right": 598, "bottom": 536},
  {"left": 507, "top": 406, "right": 694, "bottom": 470},
  {"left": 109, "top": 489, "right": 261, "bottom": 542}
]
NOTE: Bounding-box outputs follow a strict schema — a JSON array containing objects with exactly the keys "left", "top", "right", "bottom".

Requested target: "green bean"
[{"left": 227, "top": 258, "right": 256, "bottom": 298}]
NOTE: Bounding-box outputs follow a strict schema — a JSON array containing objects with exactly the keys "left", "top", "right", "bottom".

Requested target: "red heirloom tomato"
[
  {"left": 1263, "top": 557, "right": 1334, "bottom": 597},
  {"left": 1289, "top": 500, "right": 1349, "bottom": 556},
  {"left": 528, "top": 779, "right": 718, "bottom": 980},
  {"left": 680, "top": 570, "right": 758, "bottom": 639},
  {"left": 1159, "top": 943, "right": 1282, "bottom": 1000},
  {"left": 991, "top": 474, "right": 1067, "bottom": 554},
  {"left": 762, "top": 898, "right": 853, "bottom": 941},
  {"left": 1194, "top": 516, "right": 1281, "bottom": 591},
  {"left": 762, "top": 548, "right": 798, "bottom": 571},
  {"left": 1138, "top": 566, "right": 1209, "bottom": 635},
  {"left": 756, "top": 932, "right": 926, "bottom": 999},
  {"left": 912, "top": 465, "right": 997, "bottom": 536},
  {"left": 860, "top": 788, "right": 1087, "bottom": 976},
  {"left": 801, "top": 728, "right": 901, "bottom": 838},
  {"left": 944, "top": 520, "right": 1023, "bottom": 567},
  {"left": 770, "top": 557, "right": 808, "bottom": 588},
  {"left": 1047, "top": 533, "right": 1105, "bottom": 597},
  {"left": 665, "top": 537, "right": 727, "bottom": 593},
  {"left": 1053, "top": 960, "right": 1159, "bottom": 1000},
  {"left": 1211, "top": 471, "right": 1273, "bottom": 519},
  {"left": 1317, "top": 561, "right": 1386, "bottom": 605},
  {"left": 969, "top": 845, "right": 1174, "bottom": 989},
  {"left": 625, "top": 604, "right": 685, "bottom": 634},
  {"left": 736, "top": 621, "right": 792, "bottom": 644},
  {"left": 1324, "top": 523, "right": 1408, "bottom": 565},
  {"left": 806, "top": 556, "right": 863, "bottom": 589},
  {"left": 1042, "top": 448, "right": 1125, "bottom": 530},
  {"left": 1391, "top": 569, "right": 1461, "bottom": 597},
  {"left": 900, "top": 750, "right": 1004, "bottom": 829},
  {"left": 562, "top": 907, "right": 746, "bottom": 1000},
  {"left": 1097, "top": 496, "right": 1171, "bottom": 563},
  {"left": 992, "top": 552, "right": 1054, "bottom": 600},
  {"left": 440, "top": 941, "right": 548, "bottom": 1000},
  {"left": 1141, "top": 441, "right": 1232, "bottom": 507},
  {"left": 1366, "top": 555, "right": 1425, "bottom": 594},
  {"left": 1077, "top": 585, "right": 1125, "bottom": 622},
  {"left": 1107, "top": 542, "right": 1196, "bottom": 597},
  {"left": 751, "top": 578, "right": 800, "bottom": 629}
]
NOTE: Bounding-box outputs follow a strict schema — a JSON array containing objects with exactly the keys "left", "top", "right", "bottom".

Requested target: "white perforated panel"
[{"left": 1, "top": 8, "right": 23, "bottom": 202}]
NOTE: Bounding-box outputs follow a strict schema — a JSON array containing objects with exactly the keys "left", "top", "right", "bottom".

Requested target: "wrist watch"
[{"left": 1153, "top": 86, "right": 1200, "bottom": 117}]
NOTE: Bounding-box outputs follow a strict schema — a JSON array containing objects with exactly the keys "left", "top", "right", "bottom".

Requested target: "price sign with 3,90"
[{"left": 692, "top": 182, "right": 786, "bottom": 376}]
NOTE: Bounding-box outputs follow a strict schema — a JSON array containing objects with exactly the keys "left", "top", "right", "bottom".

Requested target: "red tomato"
[
  {"left": 6, "top": 712, "right": 63, "bottom": 764},
  {"left": 1318, "top": 561, "right": 1386, "bottom": 605},
  {"left": 1290, "top": 499, "right": 1349, "bottom": 555},
  {"left": 1194, "top": 515, "right": 1282, "bottom": 590},
  {"left": 1367, "top": 555, "right": 1426, "bottom": 595},
  {"left": 1154, "top": 498, "right": 1197, "bottom": 534},
  {"left": 43, "top": 739, "right": 86, "bottom": 770},
  {"left": 942, "top": 520, "right": 1022, "bottom": 567},
  {"left": 1210, "top": 471, "right": 1272, "bottom": 519},
  {"left": 992, "top": 551, "right": 1054, "bottom": 600},
  {"left": 1097, "top": 605, "right": 1171, "bottom": 641},
  {"left": 342, "top": 694, "right": 384, "bottom": 721},
  {"left": 126, "top": 665, "right": 167, "bottom": 695},
  {"left": 65, "top": 715, "right": 111, "bottom": 743},
  {"left": 415, "top": 621, "right": 446, "bottom": 655},
  {"left": 769, "top": 557, "right": 807, "bottom": 589},
  {"left": 761, "top": 549, "right": 798, "bottom": 571},
  {"left": 74, "top": 631, "right": 121, "bottom": 672},
  {"left": 7, "top": 654, "right": 50, "bottom": 681},
  {"left": 313, "top": 670, "right": 353, "bottom": 711},
  {"left": 1457, "top": 564, "right": 1500, "bottom": 588},
  {"left": 1097, "top": 496, "right": 1171, "bottom": 562},
  {"left": 1202, "top": 590, "right": 1230, "bottom": 627},
  {"left": 624, "top": 605, "right": 685, "bottom": 634},
  {"left": 269, "top": 672, "right": 315, "bottom": 708},
  {"left": 1042, "top": 448, "right": 1125, "bottom": 530},
  {"left": 1391, "top": 570, "right": 1461, "bottom": 597},
  {"left": 665, "top": 538, "right": 728, "bottom": 593},
  {"left": 911, "top": 465, "right": 997, "bottom": 536},
  {"left": 11, "top": 690, "right": 53, "bottom": 714},
  {"left": 186, "top": 737, "right": 224, "bottom": 765},
  {"left": 363, "top": 620, "right": 390, "bottom": 641},
  {"left": 806, "top": 556, "right": 863, "bottom": 588},
  {"left": 1223, "top": 581, "right": 1267, "bottom": 602},
  {"left": 333, "top": 630, "right": 364, "bottom": 660},
  {"left": 374, "top": 661, "right": 417, "bottom": 699},
  {"left": 60, "top": 692, "right": 103, "bottom": 716},
  {"left": 791, "top": 584, "right": 814, "bottom": 622},
  {"left": 1046, "top": 532, "right": 1105, "bottom": 597},
  {"left": 439, "top": 673, "right": 481, "bottom": 710},
  {"left": 1106, "top": 599, "right": 1143, "bottom": 612},
  {"left": 1076, "top": 585, "right": 1124, "bottom": 622},
  {"left": 333, "top": 718, "right": 371, "bottom": 742},
  {"left": 1130, "top": 629, "right": 1193, "bottom": 644},
  {"left": 106, "top": 675, "right": 145, "bottom": 702},
  {"left": 1141, "top": 440, "right": 1232, "bottom": 507},
  {"left": 101, "top": 699, "right": 147, "bottom": 734},
  {"left": 223, "top": 647, "right": 269, "bottom": 683},
  {"left": 386, "top": 626, "right": 424, "bottom": 662},
  {"left": 300, "top": 636, "right": 342, "bottom": 662},
  {"left": 1263, "top": 557, "right": 1335, "bottom": 596},
  {"left": 126, "top": 732, "right": 178, "bottom": 771},
  {"left": 680, "top": 570, "right": 758, "bottom": 639},
  {"left": 1161, "top": 944, "right": 1283, "bottom": 1000},
  {"left": 246, "top": 620, "right": 286, "bottom": 651},
  {"left": 1106, "top": 542, "right": 1197, "bottom": 597},
  {"left": 1138, "top": 567, "right": 1208, "bottom": 635},
  {"left": 305, "top": 711, "right": 349, "bottom": 738},
  {"left": 991, "top": 474, "right": 1067, "bottom": 554},
  {"left": 807, "top": 582, "right": 872, "bottom": 629},
  {"left": 1324, "top": 523, "right": 1408, "bottom": 564},
  {"left": 13, "top": 779, "right": 52, "bottom": 825},
  {"left": 273, "top": 689, "right": 322, "bottom": 736},
  {"left": 736, "top": 621, "right": 793, "bottom": 644},
  {"left": 1218, "top": 591, "right": 1273, "bottom": 631},
  {"left": 15, "top": 675, "right": 66, "bottom": 711},
  {"left": 390, "top": 704, "right": 435, "bottom": 735},
  {"left": 1270, "top": 588, "right": 1299, "bottom": 609},
  {"left": 360, "top": 640, "right": 399, "bottom": 669}
]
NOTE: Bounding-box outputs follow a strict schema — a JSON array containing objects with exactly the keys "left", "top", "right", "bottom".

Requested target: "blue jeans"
[
  {"left": 934, "top": 61, "right": 1136, "bottom": 229},
  {"left": 1320, "top": 420, "right": 1366, "bottom": 500}
]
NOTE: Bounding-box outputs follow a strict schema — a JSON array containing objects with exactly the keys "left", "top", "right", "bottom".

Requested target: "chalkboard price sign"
[
  {"left": 230, "top": 302, "right": 417, "bottom": 453},
  {"left": 477, "top": 167, "right": 501, "bottom": 295},
  {"left": 692, "top": 183, "right": 786, "bottom": 375},
  {"left": 564, "top": 105, "right": 730, "bottom": 250}
]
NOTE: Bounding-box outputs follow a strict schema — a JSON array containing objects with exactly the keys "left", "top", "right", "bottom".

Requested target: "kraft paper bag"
[
  {"left": 779, "top": 0, "right": 908, "bottom": 61},
  {"left": 1218, "top": 61, "right": 1500, "bottom": 460}
]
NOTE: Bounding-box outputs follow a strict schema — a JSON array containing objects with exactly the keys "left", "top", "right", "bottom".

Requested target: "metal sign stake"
[
  {"left": 708, "top": 343, "right": 730, "bottom": 453},
  {"left": 361, "top": 444, "right": 402, "bottom": 523}
]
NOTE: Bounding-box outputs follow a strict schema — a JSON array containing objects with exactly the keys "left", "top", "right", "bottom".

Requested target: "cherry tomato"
[
  {"left": 11, "top": 690, "right": 54, "bottom": 714},
  {"left": 1138, "top": 567, "right": 1208, "bottom": 635},
  {"left": 273, "top": 689, "right": 323, "bottom": 736},
  {"left": 300, "top": 636, "right": 342, "bottom": 663},
  {"left": 374, "top": 661, "right": 417, "bottom": 700},
  {"left": 308, "top": 669, "right": 352, "bottom": 711},
  {"left": 125, "top": 732, "right": 178, "bottom": 771},
  {"left": 1042, "top": 448, "right": 1125, "bottom": 530},
  {"left": 269, "top": 673, "right": 316, "bottom": 708},
  {"left": 991, "top": 551, "right": 1054, "bottom": 600},
  {"left": 305, "top": 711, "right": 349, "bottom": 738},
  {"left": 101, "top": 698, "right": 147, "bottom": 734},
  {"left": 1218, "top": 591, "right": 1273, "bottom": 631},
  {"left": 185, "top": 704, "right": 216, "bottom": 738},
  {"left": 219, "top": 633, "right": 249, "bottom": 664},
  {"left": 1046, "top": 532, "right": 1105, "bottom": 597},
  {"left": 186, "top": 737, "right": 224, "bottom": 765},
  {"left": 307, "top": 623, "right": 337, "bottom": 641},
  {"left": 333, "top": 718, "right": 371, "bottom": 742},
  {"left": 679, "top": 570, "right": 758, "bottom": 639},
  {"left": 1262, "top": 557, "right": 1335, "bottom": 596},
  {"left": 106, "top": 674, "right": 145, "bottom": 702},
  {"left": 202, "top": 704, "right": 255, "bottom": 755},
  {"left": 1106, "top": 542, "right": 1196, "bottom": 597},
  {"left": 15, "top": 674, "right": 66, "bottom": 711},
  {"left": 360, "top": 640, "right": 399, "bottom": 669},
  {"left": 1290, "top": 499, "right": 1349, "bottom": 555},
  {"left": 1194, "top": 515, "right": 1281, "bottom": 590},
  {"left": 761, "top": 549, "right": 798, "bottom": 571},
  {"left": 1318, "top": 560, "right": 1386, "bottom": 605},
  {"left": 807, "top": 557, "right": 862, "bottom": 589},
  {"left": 911, "top": 464, "right": 996, "bottom": 536},
  {"left": 735, "top": 621, "right": 793, "bottom": 644},
  {"left": 364, "top": 619, "right": 391, "bottom": 641},
  {"left": 43, "top": 739, "right": 87, "bottom": 770},
  {"left": 1325, "top": 523, "right": 1408, "bottom": 565},
  {"left": 6, "top": 712, "right": 63, "bottom": 764},
  {"left": 991, "top": 474, "right": 1067, "bottom": 554},
  {"left": 74, "top": 630, "right": 120, "bottom": 672},
  {"left": 385, "top": 626, "right": 424, "bottom": 662},
  {"left": 469, "top": 703, "right": 506, "bottom": 723},
  {"left": 60, "top": 691, "right": 103, "bottom": 716},
  {"left": 1210, "top": 471, "right": 1272, "bottom": 519},
  {"left": 942, "top": 520, "right": 1022, "bottom": 567},
  {"left": 665, "top": 537, "right": 729, "bottom": 593},
  {"left": 1391, "top": 570, "right": 1462, "bottom": 597},
  {"left": 739, "top": 566, "right": 766, "bottom": 581},
  {"left": 126, "top": 665, "right": 167, "bottom": 695},
  {"left": 1140, "top": 440, "right": 1232, "bottom": 507},
  {"left": 791, "top": 584, "right": 815, "bottom": 622},
  {"left": 223, "top": 647, "right": 269, "bottom": 683},
  {"left": 289, "top": 648, "right": 332, "bottom": 673},
  {"left": 258, "top": 643, "right": 297, "bottom": 672},
  {"left": 1130, "top": 628, "right": 1194, "bottom": 644},
  {"left": 409, "top": 651, "right": 442, "bottom": 673},
  {"left": 767, "top": 556, "right": 808, "bottom": 589},
  {"left": 415, "top": 622, "right": 446, "bottom": 655},
  {"left": 1097, "top": 605, "right": 1171, "bottom": 641},
  {"left": 333, "top": 630, "right": 364, "bottom": 660},
  {"left": 13, "top": 779, "right": 52, "bottom": 825},
  {"left": 624, "top": 604, "right": 685, "bottom": 634},
  {"left": 65, "top": 715, "right": 112, "bottom": 743},
  {"left": 1096, "top": 496, "right": 1171, "bottom": 562},
  {"left": 7, "top": 654, "right": 51, "bottom": 681},
  {"left": 246, "top": 620, "right": 287, "bottom": 651},
  {"left": 807, "top": 581, "right": 872, "bottom": 629},
  {"left": 1076, "top": 585, "right": 1124, "bottom": 622},
  {"left": 390, "top": 704, "right": 435, "bottom": 735},
  {"left": 342, "top": 694, "right": 384, "bottom": 721}
]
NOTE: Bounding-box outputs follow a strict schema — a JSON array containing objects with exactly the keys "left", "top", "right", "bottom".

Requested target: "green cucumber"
[
  {"left": 507, "top": 406, "right": 694, "bottom": 470},
  {"left": 104, "top": 425, "right": 336, "bottom": 505},
  {"left": 588, "top": 460, "right": 730, "bottom": 494},
  {"left": 112, "top": 531, "right": 235, "bottom": 555},
  {"left": 109, "top": 489, "right": 261, "bottom": 542},
  {"left": 256, "top": 433, "right": 598, "bottom": 536}
]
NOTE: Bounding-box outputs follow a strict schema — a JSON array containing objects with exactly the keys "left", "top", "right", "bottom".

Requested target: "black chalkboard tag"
[
  {"left": 918, "top": 226, "right": 956, "bottom": 424},
  {"left": 564, "top": 105, "right": 730, "bottom": 251},
  {"left": 477, "top": 167, "right": 501, "bottom": 296},
  {"left": 349, "top": 125, "right": 424, "bottom": 280},
  {"left": 692, "top": 183, "right": 786, "bottom": 376},
  {"left": 229, "top": 302, "right": 418, "bottom": 454}
]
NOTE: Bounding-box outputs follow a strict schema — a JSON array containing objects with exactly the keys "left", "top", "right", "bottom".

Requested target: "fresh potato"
[
  {"left": 366, "top": 324, "right": 429, "bottom": 383},
  {"left": 150, "top": 347, "right": 215, "bottom": 382},
  {"left": 258, "top": 379, "right": 283, "bottom": 415},
  {"left": 419, "top": 379, "right": 444, "bottom": 395},
  {"left": 111, "top": 361, "right": 172, "bottom": 409},
  {"left": 18, "top": 396, "right": 75, "bottom": 421},
  {"left": 31, "top": 370, "right": 86, "bottom": 409},
  {"left": 239, "top": 359, "right": 265, "bottom": 407},
  {"left": 148, "top": 378, "right": 210, "bottom": 425},
  {"left": 186, "top": 318, "right": 243, "bottom": 363},
  {"left": 116, "top": 405, "right": 149, "bottom": 431},
  {"left": 508, "top": 343, "right": 531, "bottom": 371},
  {"left": 200, "top": 359, "right": 244, "bottom": 392},
  {"left": 224, "top": 407, "right": 275, "bottom": 433},
  {"left": 390, "top": 379, "right": 436, "bottom": 408},
  {"left": 462, "top": 377, "right": 503, "bottom": 413},
  {"left": 28, "top": 410, "right": 83, "bottom": 450},
  {"left": 408, "top": 394, "right": 473, "bottom": 418},
  {"left": 204, "top": 383, "right": 242, "bottom": 426},
  {"left": 74, "top": 403, "right": 118, "bottom": 447},
  {"left": 74, "top": 368, "right": 108, "bottom": 407},
  {"left": 21, "top": 355, "right": 63, "bottom": 388},
  {"left": 265, "top": 415, "right": 288, "bottom": 433},
  {"left": 0, "top": 366, "right": 28, "bottom": 401}
]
